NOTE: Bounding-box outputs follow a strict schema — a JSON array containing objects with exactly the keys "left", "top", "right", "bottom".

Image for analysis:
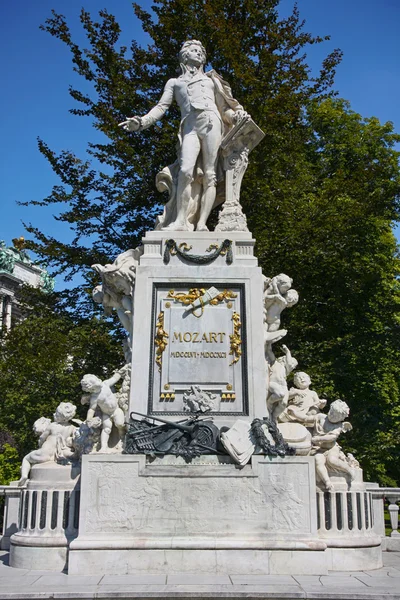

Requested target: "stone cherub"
[
  {"left": 81, "top": 366, "right": 128, "bottom": 453},
  {"left": 119, "top": 39, "right": 249, "bottom": 232},
  {"left": 304, "top": 399, "right": 354, "bottom": 491},
  {"left": 263, "top": 274, "right": 299, "bottom": 348},
  {"left": 279, "top": 371, "right": 327, "bottom": 424},
  {"left": 266, "top": 344, "right": 298, "bottom": 422},
  {"left": 92, "top": 248, "right": 141, "bottom": 341},
  {"left": 18, "top": 403, "right": 77, "bottom": 486}
]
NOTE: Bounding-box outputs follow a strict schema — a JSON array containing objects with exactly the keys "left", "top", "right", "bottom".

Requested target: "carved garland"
[
  {"left": 163, "top": 239, "right": 233, "bottom": 265},
  {"left": 229, "top": 312, "right": 242, "bottom": 365},
  {"left": 154, "top": 311, "right": 168, "bottom": 372},
  {"left": 251, "top": 418, "right": 295, "bottom": 457}
]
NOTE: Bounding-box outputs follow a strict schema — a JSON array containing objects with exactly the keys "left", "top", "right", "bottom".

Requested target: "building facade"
[{"left": 0, "top": 238, "right": 54, "bottom": 331}]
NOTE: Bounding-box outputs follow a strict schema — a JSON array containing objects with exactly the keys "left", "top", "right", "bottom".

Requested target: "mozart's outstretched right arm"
[{"left": 119, "top": 79, "right": 175, "bottom": 131}]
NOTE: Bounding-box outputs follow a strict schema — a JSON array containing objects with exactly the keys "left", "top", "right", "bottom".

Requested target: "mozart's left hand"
[{"left": 233, "top": 110, "right": 250, "bottom": 124}]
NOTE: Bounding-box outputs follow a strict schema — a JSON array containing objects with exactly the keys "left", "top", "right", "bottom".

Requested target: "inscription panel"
[
  {"left": 148, "top": 283, "right": 248, "bottom": 415},
  {"left": 167, "top": 306, "right": 231, "bottom": 384}
]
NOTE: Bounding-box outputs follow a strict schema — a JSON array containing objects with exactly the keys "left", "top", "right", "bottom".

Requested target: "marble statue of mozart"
[{"left": 119, "top": 39, "right": 249, "bottom": 231}]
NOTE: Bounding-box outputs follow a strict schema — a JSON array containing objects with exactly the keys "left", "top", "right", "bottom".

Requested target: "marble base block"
[
  {"left": 0, "top": 481, "right": 20, "bottom": 550},
  {"left": 69, "top": 454, "right": 325, "bottom": 575},
  {"left": 9, "top": 462, "right": 80, "bottom": 572},
  {"left": 326, "top": 545, "right": 383, "bottom": 571},
  {"left": 69, "top": 548, "right": 329, "bottom": 575}
]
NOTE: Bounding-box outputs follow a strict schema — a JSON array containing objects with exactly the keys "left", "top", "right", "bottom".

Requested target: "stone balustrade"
[
  {"left": 16, "top": 486, "right": 80, "bottom": 541},
  {"left": 317, "top": 490, "right": 375, "bottom": 538},
  {"left": 2, "top": 481, "right": 400, "bottom": 557},
  {"left": 0, "top": 484, "right": 21, "bottom": 550},
  {"left": 366, "top": 484, "right": 400, "bottom": 551},
  {"left": 386, "top": 489, "right": 400, "bottom": 537}
]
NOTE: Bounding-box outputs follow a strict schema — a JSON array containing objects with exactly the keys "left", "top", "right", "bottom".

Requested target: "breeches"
[
  {"left": 179, "top": 110, "right": 223, "bottom": 183},
  {"left": 182, "top": 109, "right": 223, "bottom": 140}
]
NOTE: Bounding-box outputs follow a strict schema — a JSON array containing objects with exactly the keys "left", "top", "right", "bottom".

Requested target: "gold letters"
[{"left": 171, "top": 331, "right": 226, "bottom": 344}]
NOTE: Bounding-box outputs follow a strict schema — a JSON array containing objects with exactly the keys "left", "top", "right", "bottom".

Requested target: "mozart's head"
[{"left": 179, "top": 40, "right": 206, "bottom": 66}]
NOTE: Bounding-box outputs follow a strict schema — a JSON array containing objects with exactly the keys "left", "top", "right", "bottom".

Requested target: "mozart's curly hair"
[{"left": 179, "top": 40, "right": 206, "bottom": 65}]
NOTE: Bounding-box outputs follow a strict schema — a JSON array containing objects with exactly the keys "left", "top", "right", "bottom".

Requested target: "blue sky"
[{"left": 1, "top": 0, "right": 399, "bottom": 288}]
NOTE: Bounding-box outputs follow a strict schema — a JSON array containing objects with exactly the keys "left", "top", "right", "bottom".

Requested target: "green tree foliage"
[
  {"left": 18, "top": 0, "right": 400, "bottom": 484},
  {"left": 27, "top": 0, "right": 342, "bottom": 284},
  {"left": 0, "top": 435, "right": 20, "bottom": 527},
  {"left": 0, "top": 445, "right": 20, "bottom": 486},
  {"left": 0, "top": 288, "right": 123, "bottom": 483},
  {"left": 0, "top": 432, "right": 20, "bottom": 485},
  {"left": 273, "top": 99, "right": 400, "bottom": 485}
]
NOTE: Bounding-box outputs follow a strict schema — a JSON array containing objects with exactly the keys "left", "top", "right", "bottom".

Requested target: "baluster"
[{"left": 387, "top": 494, "right": 400, "bottom": 537}]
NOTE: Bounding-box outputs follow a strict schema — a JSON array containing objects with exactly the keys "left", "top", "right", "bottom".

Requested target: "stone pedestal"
[
  {"left": 0, "top": 482, "right": 20, "bottom": 550},
  {"left": 6, "top": 233, "right": 383, "bottom": 575},
  {"left": 316, "top": 487, "right": 382, "bottom": 570},
  {"left": 69, "top": 454, "right": 327, "bottom": 575},
  {"left": 129, "top": 231, "right": 267, "bottom": 428},
  {"left": 10, "top": 462, "right": 80, "bottom": 571}
]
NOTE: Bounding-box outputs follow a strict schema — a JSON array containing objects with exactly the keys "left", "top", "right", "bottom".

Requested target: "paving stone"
[
  {"left": 97, "top": 584, "right": 172, "bottom": 593},
  {"left": 0, "top": 589, "right": 99, "bottom": 598},
  {"left": 384, "top": 553, "right": 400, "bottom": 566},
  {"left": 87, "top": 584, "right": 308, "bottom": 598},
  {"left": 228, "top": 586, "right": 306, "bottom": 597},
  {"left": 354, "top": 575, "right": 400, "bottom": 588},
  {"left": 0, "top": 567, "right": 31, "bottom": 576},
  {"left": 0, "top": 573, "right": 43, "bottom": 586},
  {"left": 320, "top": 575, "right": 368, "bottom": 587},
  {"left": 303, "top": 587, "right": 398, "bottom": 598},
  {"left": 171, "top": 585, "right": 306, "bottom": 597},
  {"left": 0, "top": 549, "right": 399, "bottom": 599},
  {"left": 327, "top": 571, "right": 366, "bottom": 576},
  {"left": 230, "top": 574, "right": 296, "bottom": 584},
  {"left": 293, "top": 575, "right": 323, "bottom": 586},
  {"left": 167, "top": 573, "right": 232, "bottom": 584},
  {"left": 388, "top": 569, "right": 400, "bottom": 578},
  {"left": 100, "top": 574, "right": 167, "bottom": 585},
  {"left": 32, "top": 573, "right": 103, "bottom": 586},
  {"left": 363, "top": 568, "right": 400, "bottom": 578}
]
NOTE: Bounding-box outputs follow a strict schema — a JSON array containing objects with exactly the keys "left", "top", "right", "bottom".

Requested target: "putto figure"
[
  {"left": 305, "top": 399, "right": 354, "bottom": 491},
  {"left": 119, "top": 40, "right": 248, "bottom": 231},
  {"left": 81, "top": 368, "right": 128, "bottom": 453},
  {"left": 263, "top": 274, "right": 299, "bottom": 348},
  {"left": 266, "top": 344, "right": 298, "bottom": 422},
  {"left": 18, "top": 403, "right": 77, "bottom": 486},
  {"left": 279, "top": 371, "right": 327, "bottom": 424}
]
